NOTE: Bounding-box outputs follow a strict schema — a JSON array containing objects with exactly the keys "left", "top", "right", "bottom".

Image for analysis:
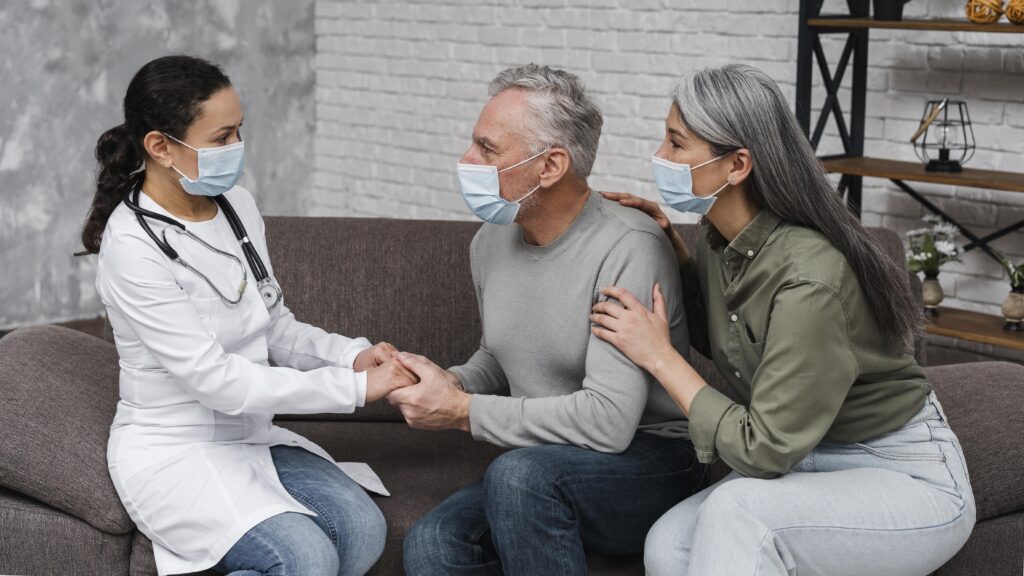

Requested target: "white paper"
[{"left": 335, "top": 462, "right": 390, "bottom": 496}]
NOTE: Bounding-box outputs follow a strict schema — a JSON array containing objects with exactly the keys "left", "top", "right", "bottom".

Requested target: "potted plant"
[
  {"left": 997, "top": 257, "right": 1024, "bottom": 332},
  {"left": 906, "top": 216, "right": 961, "bottom": 317}
]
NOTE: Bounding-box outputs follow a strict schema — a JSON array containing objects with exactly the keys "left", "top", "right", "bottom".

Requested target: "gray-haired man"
[{"left": 387, "top": 64, "right": 706, "bottom": 575}]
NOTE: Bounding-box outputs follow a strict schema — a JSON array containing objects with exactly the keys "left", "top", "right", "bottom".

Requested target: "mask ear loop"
[{"left": 499, "top": 147, "right": 552, "bottom": 204}]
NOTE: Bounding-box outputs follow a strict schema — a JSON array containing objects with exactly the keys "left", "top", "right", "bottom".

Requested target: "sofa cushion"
[
  {"left": 926, "top": 361, "right": 1024, "bottom": 521},
  {"left": 265, "top": 218, "right": 733, "bottom": 423},
  {"left": 265, "top": 216, "right": 482, "bottom": 424},
  {"left": 0, "top": 487, "right": 132, "bottom": 575},
  {"left": 0, "top": 325, "right": 134, "bottom": 534}
]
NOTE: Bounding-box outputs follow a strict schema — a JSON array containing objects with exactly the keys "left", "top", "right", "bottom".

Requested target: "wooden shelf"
[
  {"left": 808, "top": 17, "right": 1024, "bottom": 33},
  {"left": 821, "top": 156, "right": 1024, "bottom": 194},
  {"left": 927, "top": 307, "right": 1024, "bottom": 351}
]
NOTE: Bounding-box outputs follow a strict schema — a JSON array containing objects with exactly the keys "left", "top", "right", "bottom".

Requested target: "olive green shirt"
[{"left": 684, "top": 208, "right": 931, "bottom": 479}]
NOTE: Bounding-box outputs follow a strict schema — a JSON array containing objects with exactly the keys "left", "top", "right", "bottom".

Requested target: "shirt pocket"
[{"left": 737, "top": 319, "right": 766, "bottom": 371}]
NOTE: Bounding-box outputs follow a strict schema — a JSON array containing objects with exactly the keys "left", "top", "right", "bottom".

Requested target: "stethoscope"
[{"left": 123, "top": 188, "right": 283, "bottom": 308}]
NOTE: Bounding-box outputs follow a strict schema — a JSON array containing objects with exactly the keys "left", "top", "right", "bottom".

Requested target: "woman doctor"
[{"left": 79, "top": 56, "right": 414, "bottom": 576}]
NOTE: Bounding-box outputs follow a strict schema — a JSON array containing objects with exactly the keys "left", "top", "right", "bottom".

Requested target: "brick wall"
[{"left": 313, "top": 0, "right": 1024, "bottom": 316}]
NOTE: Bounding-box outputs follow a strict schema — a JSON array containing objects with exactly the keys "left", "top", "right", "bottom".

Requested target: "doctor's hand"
[
  {"left": 354, "top": 341, "right": 400, "bottom": 372},
  {"left": 364, "top": 359, "right": 418, "bottom": 404},
  {"left": 386, "top": 353, "right": 471, "bottom": 432},
  {"left": 600, "top": 192, "right": 691, "bottom": 266}
]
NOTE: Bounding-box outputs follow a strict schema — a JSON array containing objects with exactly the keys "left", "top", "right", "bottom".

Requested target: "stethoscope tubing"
[{"left": 123, "top": 188, "right": 280, "bottom": 308}]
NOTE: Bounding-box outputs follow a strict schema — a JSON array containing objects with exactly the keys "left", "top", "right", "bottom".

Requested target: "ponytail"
[{"left": 77, "top": 124, "right": 143, "bottom": 255}]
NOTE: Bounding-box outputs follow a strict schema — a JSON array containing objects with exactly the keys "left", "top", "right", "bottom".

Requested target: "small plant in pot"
[
  {"left": 906, "top": 216, "right": 961, "bottom": 318},
  {"left": 997, "top": 258, "right": 1024, "bottom": 332}
]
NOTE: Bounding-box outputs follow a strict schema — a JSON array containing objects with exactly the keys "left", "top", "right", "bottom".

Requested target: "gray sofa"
[{"left": 1, "top": 217, "right": 1021, "bottom": 576}]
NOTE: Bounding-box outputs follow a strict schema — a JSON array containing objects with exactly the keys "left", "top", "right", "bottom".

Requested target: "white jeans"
[{"left": 645, "top": 392, "right": 975, "bottom": 576}]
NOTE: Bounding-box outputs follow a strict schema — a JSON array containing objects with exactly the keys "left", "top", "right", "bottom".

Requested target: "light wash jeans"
[
  {"left": 645, "top": 392, "right": 975, "bottom": 576},
  {"left": 212, "top": 445, "right": 386, "bottom": 576}
]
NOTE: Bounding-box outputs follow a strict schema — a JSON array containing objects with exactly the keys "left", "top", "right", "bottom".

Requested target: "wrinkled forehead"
[{"left": 474, "top": 89, "right": 535, "bottom": 151}]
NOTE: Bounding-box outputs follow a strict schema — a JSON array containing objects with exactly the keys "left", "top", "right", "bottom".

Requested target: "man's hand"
[
  {"left": 365, "top": 359, "right": 418, "bottom": 404},
  {"left": 386, "top": 353, "right": 471, "bottom": 432},
  {"left": 353, "top": 341, "right": 399, "bottom": 372}
]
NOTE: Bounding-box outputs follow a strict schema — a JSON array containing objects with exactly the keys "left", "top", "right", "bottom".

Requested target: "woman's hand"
[
  {"left": 365, "top": 359, "right": 419, "bottom": 403},
  {"left": 590, "top": 283, "right": 676, "bottom": 373},
  {"left": 600, "top": 192, "right": 692, "bottom": 266},
  {"left": 353, "top": 341, "right": 399, "bottom": 372}
]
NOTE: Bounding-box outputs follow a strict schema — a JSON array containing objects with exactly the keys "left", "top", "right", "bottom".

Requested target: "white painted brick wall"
[{"left": 313, "top": 0, "right": 1024, "bottom": 316}]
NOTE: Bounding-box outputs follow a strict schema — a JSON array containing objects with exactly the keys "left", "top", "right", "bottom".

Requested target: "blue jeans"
[
  {"left": 645, "top": 392, "right": 976, "bottom": 576},
  {"left": 404, "top": 433, "right": 706, "bottom": 576},
  {"left": 212, "top": 445, "right": 386, "bottom": 576}
]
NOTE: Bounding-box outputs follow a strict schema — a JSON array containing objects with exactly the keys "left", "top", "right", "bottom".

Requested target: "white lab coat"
[{"left": 97, "top": 186, "right": 373, "bottom": 576}]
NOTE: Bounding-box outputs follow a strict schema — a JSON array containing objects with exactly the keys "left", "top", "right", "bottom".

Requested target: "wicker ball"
[
  {"left": 966, "top": 0, "right": 1004, "bottom": 23},
  {"left": 1007, "top": 0, "right": 1024, "bottom": 23}
]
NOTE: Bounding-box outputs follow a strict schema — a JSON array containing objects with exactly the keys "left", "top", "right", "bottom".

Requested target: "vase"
[
  {"left": 921, "top": 274, "right": 943, "bottom": 317},
  {"left": 873, "top": 0, "right": 912, "bottom": 21},
  {"left": 1002, "top": 286, "right": 1024, "bottom": 332}
]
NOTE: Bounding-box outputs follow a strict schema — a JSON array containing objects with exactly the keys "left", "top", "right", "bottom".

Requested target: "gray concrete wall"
[{"left": 0, "top": 0, "right": 315, "bottom": 329}]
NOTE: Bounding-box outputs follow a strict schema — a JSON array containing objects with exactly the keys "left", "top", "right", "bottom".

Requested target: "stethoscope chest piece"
[{"left": 258, "top": 279, "right": 282, "bottom": 308}]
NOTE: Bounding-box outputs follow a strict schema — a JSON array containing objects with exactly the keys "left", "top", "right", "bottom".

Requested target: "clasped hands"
[{"left": 354, "top": 342, "right": 471, "bottom": 432}]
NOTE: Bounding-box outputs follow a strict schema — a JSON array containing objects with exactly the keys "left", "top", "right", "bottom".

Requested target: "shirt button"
[
  {"left": 747, "top": 250, "right": 754, "bottom": 257},
  {"left": 730, "top": 314, "right": 738, "bottom": 322},
  {"left": 734, "top": 371, "right": 741, "bottom": 378}
]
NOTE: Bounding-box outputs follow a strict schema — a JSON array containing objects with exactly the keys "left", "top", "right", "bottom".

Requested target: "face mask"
[
  {"left": 652, "top": 153, "right": 729, "bottom": 216},
  {"left": 164, "top": 133, "right": 245, "bottom": 197},
  {"left": 457, "top": 148, "right": 550, "bottom": 225}
]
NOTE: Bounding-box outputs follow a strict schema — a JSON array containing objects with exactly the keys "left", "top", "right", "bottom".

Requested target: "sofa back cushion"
[
  {"left": 0, "top": 326, "right": 134, "bottom": 534},
  {"left": 266, "top": 217, "right": 911, "bottom": 422}
]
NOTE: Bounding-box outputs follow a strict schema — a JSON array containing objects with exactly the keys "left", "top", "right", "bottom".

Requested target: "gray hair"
[
  {"left": 488, "top": 64, "right": 603, "bottom": 179},
  {"left": 673, "top": 64, "right": 922, "bottom": 352}
]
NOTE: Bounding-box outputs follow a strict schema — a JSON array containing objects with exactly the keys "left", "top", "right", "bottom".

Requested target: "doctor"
[{"left": 78, "top": 55, "right": 412, "bottom": 576}]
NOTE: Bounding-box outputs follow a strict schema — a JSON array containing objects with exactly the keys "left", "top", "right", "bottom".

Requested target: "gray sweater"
[{"left": 450, "top": 190, "right": 691, "bottom": 454}]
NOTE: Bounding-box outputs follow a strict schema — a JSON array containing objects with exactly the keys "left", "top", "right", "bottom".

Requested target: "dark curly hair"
[{"left": 77, "top": 55, "right": 232, "bottom": 255}]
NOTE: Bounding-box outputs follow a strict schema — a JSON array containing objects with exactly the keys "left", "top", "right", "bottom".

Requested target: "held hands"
[
  {"left": 590, "top": 284, "right": 675, "bottom": 373},
  {"left": 386, "top": 353, "right": 471, "bottom": 432},
  {"left": 364, "top": 359, "right": 419, "bottom": 404},
  {"left": 600, "top": 192, "right": 691, "bottom": 266},
  {"left": 353, "top": 341, "right": 399, "bottom": 372}
]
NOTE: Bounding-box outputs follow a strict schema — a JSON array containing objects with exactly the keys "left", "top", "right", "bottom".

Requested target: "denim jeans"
[
  {"left": 404, "top": 433, "right": 707, "bottom": 576},
  {"left": 212, "top": 445, "right": 386, "bottom": 576},
  {"left": 645, "top": 392, "right": 976, "bottom": 576}
]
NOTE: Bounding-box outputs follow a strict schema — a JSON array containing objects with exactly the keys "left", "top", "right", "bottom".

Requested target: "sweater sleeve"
[
  {"left": 468, "top": 230, "right": 687, "bottom": 454},
  {"left": 687, "top": 281, "right": 858, "bottom": 478}
]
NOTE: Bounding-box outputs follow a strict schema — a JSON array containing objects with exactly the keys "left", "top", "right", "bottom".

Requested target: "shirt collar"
[{"left": 703, "top": 208, "right": 782, "bottom": 260}]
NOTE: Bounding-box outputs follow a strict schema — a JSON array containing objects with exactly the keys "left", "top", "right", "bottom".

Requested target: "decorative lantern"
[{"left": 911, "top": 99, "right": 975, "bottom": 173}]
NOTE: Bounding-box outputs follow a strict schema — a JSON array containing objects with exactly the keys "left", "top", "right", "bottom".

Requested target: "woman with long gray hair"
[{"left": 591, "top": 64, "right": 974, "bottom": 575}]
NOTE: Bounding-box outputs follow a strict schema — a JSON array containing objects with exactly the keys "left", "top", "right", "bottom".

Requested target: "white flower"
[{"left": 935, "top": 240, "right": 958, "bottom": 257}]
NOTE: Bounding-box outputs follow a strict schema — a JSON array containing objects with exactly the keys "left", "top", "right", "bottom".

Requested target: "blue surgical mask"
[
  {"left": 457, "top": 148, "right": 550, "bottom": 225},
  {"left": 652, "top": 153, "right": 729, "bottom": 216},
  {"left": 165, "top": 133, "right": 245, "bottom": 197}
]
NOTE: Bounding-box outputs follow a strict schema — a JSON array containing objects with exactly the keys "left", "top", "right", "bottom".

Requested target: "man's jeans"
[
  {"left": 404, "top": 433, "right": 707, "bottom": 576},
  {"left": 645, "top": 392, "right": 976, "bottom": 576},
  {"left": 212, "top": 445, "right": 386, "bottom": 576}
]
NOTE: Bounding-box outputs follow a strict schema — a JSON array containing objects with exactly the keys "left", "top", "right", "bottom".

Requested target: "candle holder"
[{"left": 911, "top": 100, "right": 975, "bottom": 173}]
